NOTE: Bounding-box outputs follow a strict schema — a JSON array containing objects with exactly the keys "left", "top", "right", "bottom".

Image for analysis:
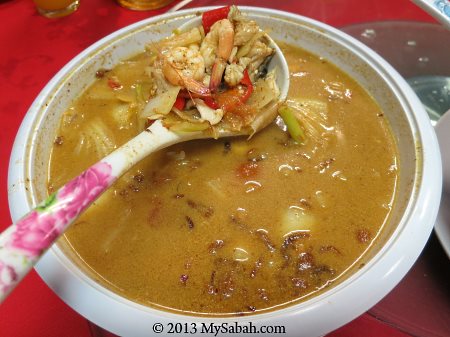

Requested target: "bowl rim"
[{"left": 7, "top": 6, "right": 442, "bottom": 337}]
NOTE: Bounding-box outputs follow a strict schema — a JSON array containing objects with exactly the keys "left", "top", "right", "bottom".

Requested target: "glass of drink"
[
  {"left": 33, "top": 0, "right": 80, "bottom": 18},
  {"left": 115, "top": 0, "right": 175, "bottom": 11}
]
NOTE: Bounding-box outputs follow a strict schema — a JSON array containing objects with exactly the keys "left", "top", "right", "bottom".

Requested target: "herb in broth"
[{"left": 48, "top": 8, "right": 398, "bottom": 316}]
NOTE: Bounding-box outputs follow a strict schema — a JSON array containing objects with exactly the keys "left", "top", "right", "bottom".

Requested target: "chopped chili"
[
  {"left": 107, "top": 77, "right": 122, "bottom": 90},
  {"left": 173, "top": 96, "right": 186, "bottom": 110},
  {"left": 203, "top": 97, "right": 219, "bottom": 109},
  {"left": 240, "top": 69, "right": 254, "bottom": 103},
  {"left": 202, "top": 6, "right": 231, "bottom": 34}
]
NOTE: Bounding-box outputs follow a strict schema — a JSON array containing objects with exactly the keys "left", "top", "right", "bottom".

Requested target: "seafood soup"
[{"left": 48, "top": 6, "right": 398, "bottom": 315}]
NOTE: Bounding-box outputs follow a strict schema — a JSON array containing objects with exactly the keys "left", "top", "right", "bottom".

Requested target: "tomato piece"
[
  {"left": 173, "top": 96, "right": 186, "bottom": 110},
  {"left": 215, "top": 88, "right": 242, "bottom": 112},
  {"left": 214, "top": 69, "right": 254, "bottom": 113},
  {"left": 202, "top": 6, "right": 231, "bottom": 34}
]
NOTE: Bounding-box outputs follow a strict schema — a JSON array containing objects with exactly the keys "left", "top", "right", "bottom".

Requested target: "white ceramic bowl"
[{"left": 8, "top": 7, "right": 442, "bottom": 337}]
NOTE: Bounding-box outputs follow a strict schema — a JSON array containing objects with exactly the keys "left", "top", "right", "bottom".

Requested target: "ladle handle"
[
  {"left": 0, "top": 121, "right": 187, "bottom": 303},
  {"left": 412, "top": 0, "right": 450, "bottom": 30},
  {"left": 0, "top": 161, "right": 116, "bottom": 303}
]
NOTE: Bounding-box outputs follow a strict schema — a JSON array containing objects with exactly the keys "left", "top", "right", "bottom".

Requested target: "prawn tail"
[
  {"left": 183, "top": 77, "right": 212, "bottom": 97},
  {"left": 209, "top": 58, "right": 227, "bottom": 91}
]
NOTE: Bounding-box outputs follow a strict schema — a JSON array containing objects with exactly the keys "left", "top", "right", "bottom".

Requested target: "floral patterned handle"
[
  {"left": 0, "top": 120, "right": 195, "bottom": 303},
  {"left": 0, "top": 161, "right": 116, "bottom": 302}
]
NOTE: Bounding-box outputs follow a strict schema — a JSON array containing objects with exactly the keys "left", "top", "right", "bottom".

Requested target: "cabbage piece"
[
  {"left": 74, "top": 118, "right": 116, "bottom": 158},
  {"left": 86, "top": 81, "right": 116, "bottom": 100},
  {"left": 284, "top": 98, "right": 329, "bottom": 143},
  {"left": 172, "top": 107, "right": 204, "bottom": 124},
  {"left": 247, "top": 70, "right": 280, "bottom": 136},
  {"left": 154, "top": 27, "right": 202, "bottom": 50},
  {"left": 100, "top": 208, "right": 131, "bottom": 253},
  {"left": 134, "top": 81, "right": 153, "bottom": 104},
  {"left": 116, "top": 92, "right": 136, "bottom": 103},
  {"left": 247, "top": 70, "right": 279, "bottom": 109},
  {"left": 193, "top": 99, "right": 223, "bottom": 125},
  {"left": 146, "top": 66, "right": 171, "bottom": 94},
  {"left": 249, "top": 100, "right": 279, "bottom": 136},
  {"left": 114, "top": 59, "right": 151, "bottom": 82},
  {"left": 110, "top": 102, "right": 133, "bottom": 130},
  {"left": 140, "top": 85, "right": 180, "bottom": 120},
  {"left": 206, "top": 178, "right": 227, "bottom": 199}
]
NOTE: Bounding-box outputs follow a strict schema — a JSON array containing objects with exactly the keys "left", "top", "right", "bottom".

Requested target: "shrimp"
[
  {"left": 200, "top": 19, "right": 235, "bottom": 91},
  {"left": 224, "top": 63, "right": 245, "bottom": 87},
  {"left": 162, "top": 46, "right": 210, "bottom": 96}
]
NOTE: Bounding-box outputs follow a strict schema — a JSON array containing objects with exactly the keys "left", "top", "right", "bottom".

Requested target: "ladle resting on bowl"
[{"left": 0, "top": 5, "right": 289, "bottom": 303}]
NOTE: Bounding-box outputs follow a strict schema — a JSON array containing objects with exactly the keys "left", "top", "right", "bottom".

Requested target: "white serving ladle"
[{"left": 0, "top": 17, "right": 289, "bottom": 303}]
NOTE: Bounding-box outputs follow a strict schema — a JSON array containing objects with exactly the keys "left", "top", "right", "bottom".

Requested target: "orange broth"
[{"left": 48, "top": 43, "right": 398, "bottom": 315}]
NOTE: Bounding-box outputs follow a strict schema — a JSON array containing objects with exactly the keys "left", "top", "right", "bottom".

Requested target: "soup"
[{"left": 48, "top": 14, "right": 398, "bottom": 315}]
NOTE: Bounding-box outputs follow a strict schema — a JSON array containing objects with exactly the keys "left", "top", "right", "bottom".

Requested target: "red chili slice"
[
  {"left": 203, "top": 97, "right": 219, "bottom": 109},
  {"left": 173, "top": 96, "right": 186, "bottom": 110},
  {"left": 239, "top": 69, "right": 254, "bottom": 103},
  {"left": 202, "top": 6, "right": 231, "bottom": 34}
]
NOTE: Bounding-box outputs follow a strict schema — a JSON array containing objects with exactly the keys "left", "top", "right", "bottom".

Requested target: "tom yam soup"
[{"left": 47, "top": 8, "right": 398, "bottom": 316}]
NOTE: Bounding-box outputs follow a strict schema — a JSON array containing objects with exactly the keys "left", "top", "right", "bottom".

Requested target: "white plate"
[{"left": 435, "top": 109, "right": 450, "bottom": 258}]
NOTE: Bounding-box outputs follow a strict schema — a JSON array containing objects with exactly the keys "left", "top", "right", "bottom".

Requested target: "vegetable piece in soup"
[{"left": 48, "top": 40, "right": 398, "bottom": 315}]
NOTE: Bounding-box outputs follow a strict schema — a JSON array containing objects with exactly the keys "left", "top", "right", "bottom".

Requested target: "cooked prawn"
[
  {"left": 200, "top": 19, "right": 235, "bottom": 90},
  {"left": 162, "top": 46, "right": 210, "bottom": 96},
  {"left": 163, "top": 46, "right": 205, "bottom": 83},
  {"left": 224, "top": 63, "right": 245, "bottom": 87}
]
